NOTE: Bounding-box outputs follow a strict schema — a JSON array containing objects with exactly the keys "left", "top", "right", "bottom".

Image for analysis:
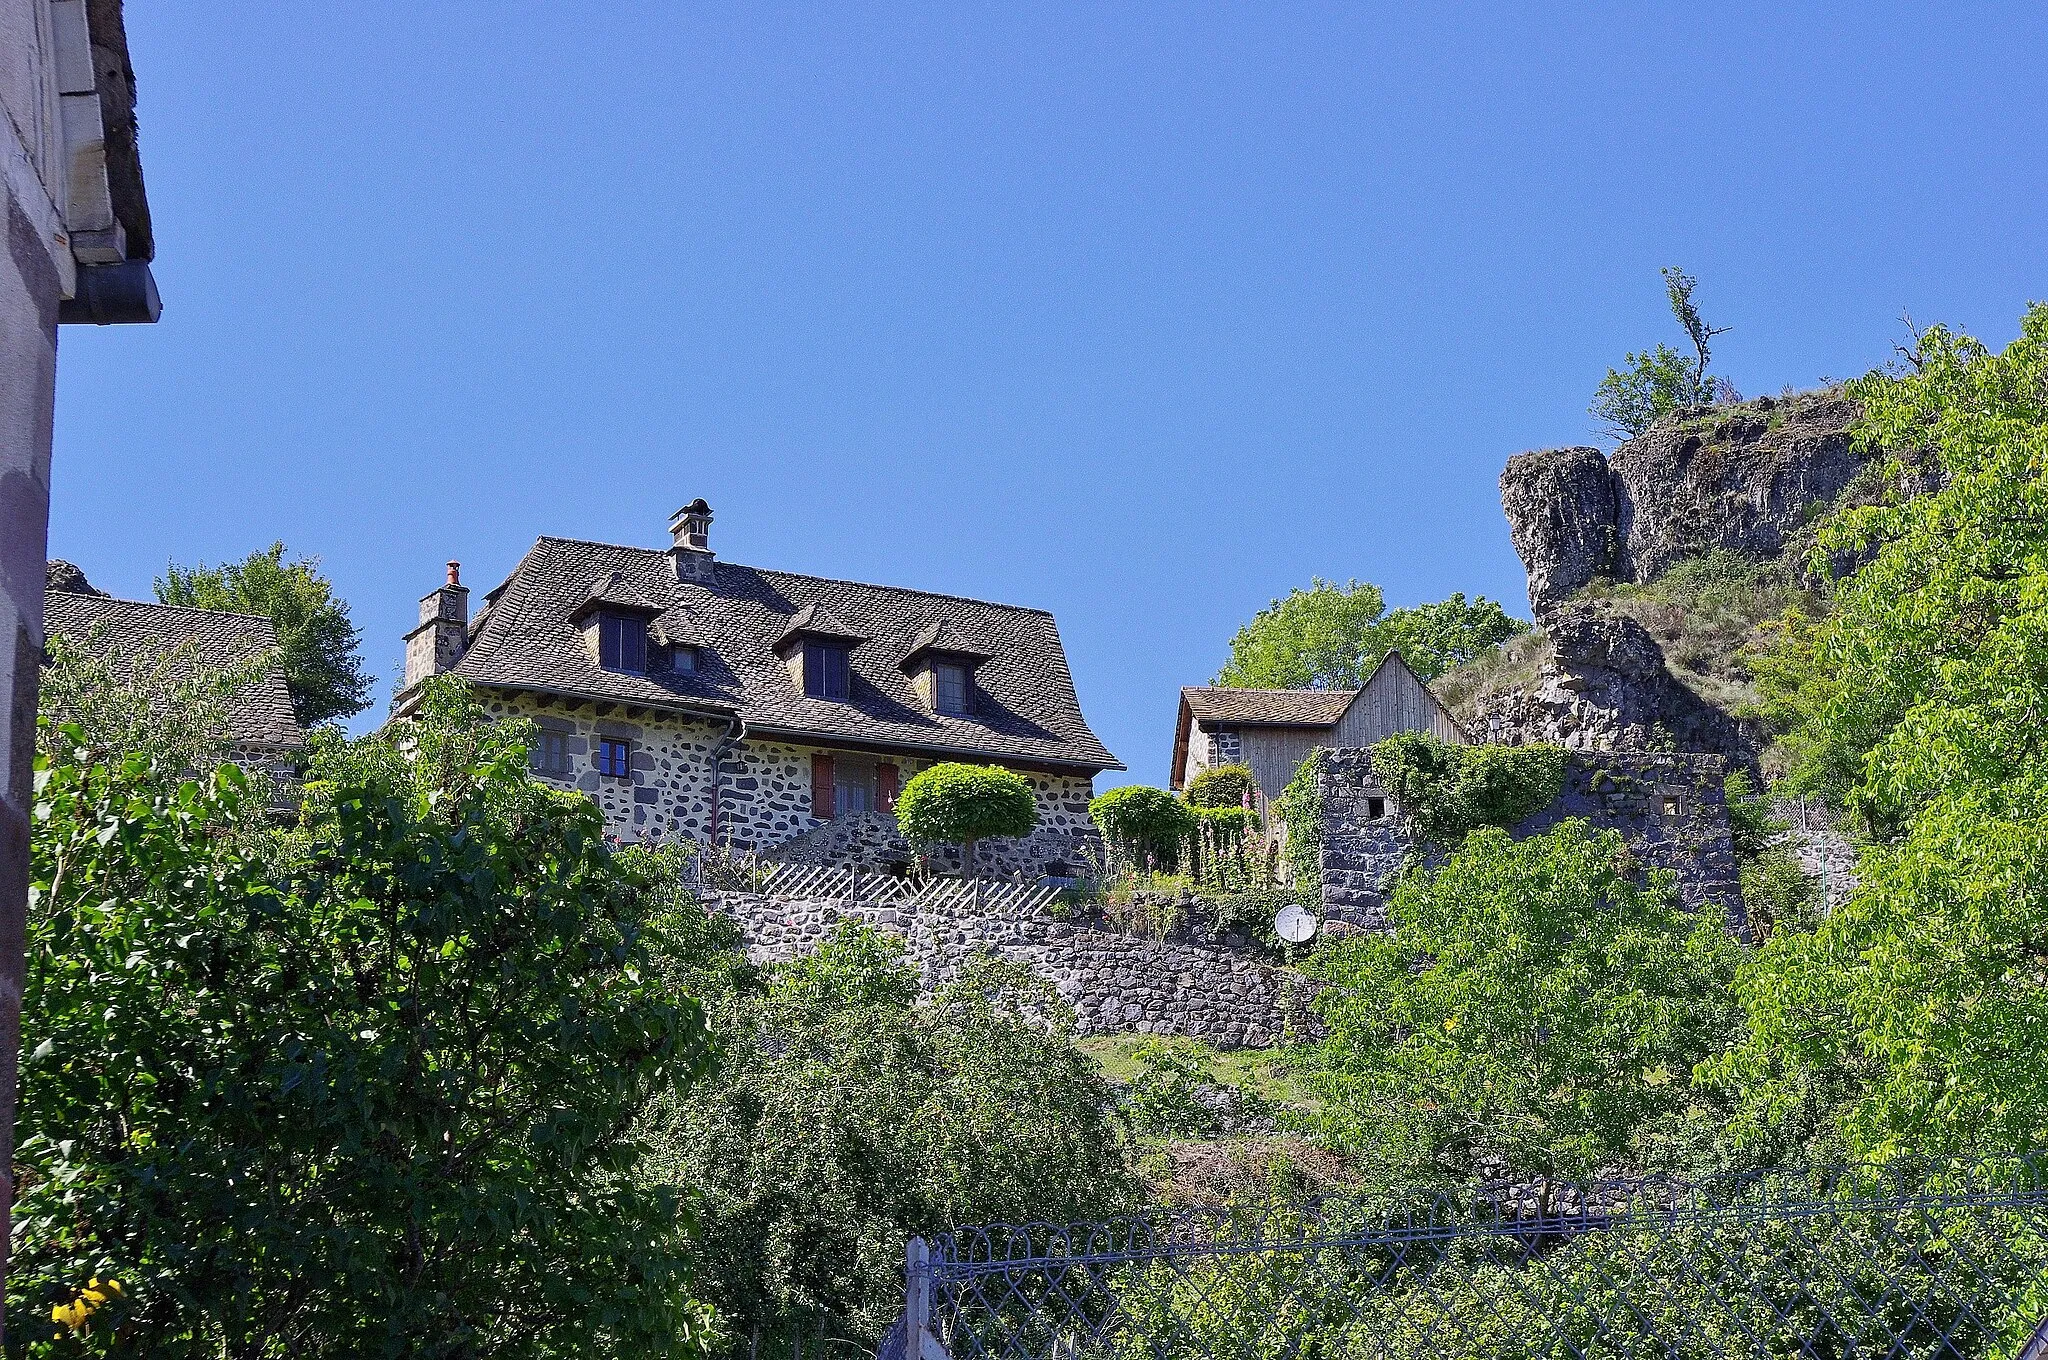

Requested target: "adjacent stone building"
[
  {"left": 43, "top": 564, "right": 306, "bottom": 770},
  {"left": 1316, "top": 745, "right": 1743, "bottom": 934},
  {"left": 394, "top": 503, "right": 1122, "bottom": 877}
]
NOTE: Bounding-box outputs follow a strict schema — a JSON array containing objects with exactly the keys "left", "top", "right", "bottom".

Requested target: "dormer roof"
[
  {"left": 773, "top": 602, "right": 869, "bottom": 652},
  {"left": 568, "top": 571, "right": 665, "bottom": 622},
  {"left": 901, "top": 618, "right": 991, "bottom": 672}
]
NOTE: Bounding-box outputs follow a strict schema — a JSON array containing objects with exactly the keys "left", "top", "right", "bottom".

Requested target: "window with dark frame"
[
  {"left": 597, "top": 737, "right": 632, "bottom": 778},
  {"left": 934, "top": 662, "right": 970, "bottom": 714},
  {"left": 804, "top": 641, "right": 851, "bottom": 701},
  {"left": 530, "top": 729, "right": 570, "bottom": 778},
  {"left": 597, "top": 613, "right": 648, "bottom": 673}
]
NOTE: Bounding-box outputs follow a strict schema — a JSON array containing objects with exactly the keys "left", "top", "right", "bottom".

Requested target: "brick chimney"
[
  {"left": 403, "top": 560, "right": 470, "bottom": 690},
  {"left": 668, "top": 499, "right": 716, "bottom": 583}
]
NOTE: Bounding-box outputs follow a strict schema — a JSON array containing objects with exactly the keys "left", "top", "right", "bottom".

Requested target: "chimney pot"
[
  {"left": 447, "top": 561, "right": 461, "bottom": 586},
  {"left": 668, "top": 500, "right": 718, "bottom": 581}
]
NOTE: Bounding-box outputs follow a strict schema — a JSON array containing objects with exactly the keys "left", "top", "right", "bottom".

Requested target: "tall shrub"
[
  {"left": 14, "top": 679, "right": 719, "bottom": 1356},
  {"left": 1089, "top": 785, "right": 1198, "bottom": 873}
]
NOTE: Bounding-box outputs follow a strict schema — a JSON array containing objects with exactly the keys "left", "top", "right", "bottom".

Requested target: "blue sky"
[{"left": 49, "top": 3, "right": 2048, "bottom": 788}]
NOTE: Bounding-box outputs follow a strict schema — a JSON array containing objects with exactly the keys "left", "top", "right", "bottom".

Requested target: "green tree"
[
  {"left": 1298, "top": 820, "right": 1745, "bottom": 1189},
  {"left": 156, "top": 542, "right": 371, "bottom": 726},
  {"left": 1089, "top": 785, "right": 1199, "bottom": 872},
  {"left": 895, "top": 763, "right": 1038, "bottom": 895},
  {"left": 1713, "top": 304, "right": 2048, "bottom": 1159},
  {"left": 1216, "top": 582, "right": 1522, "bottom": 689},
  {"left": 643, "top": 923, "right": 1135, "bottom": 1350},
  {"left": 12, "top": 677, "right": 719, "bottom": 1356},
  {"left": 1589, "top": 266, "right": 1731, "bottom": 439}
]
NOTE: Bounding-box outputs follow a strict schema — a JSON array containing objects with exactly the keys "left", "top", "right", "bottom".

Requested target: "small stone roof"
[
  {"left": 442, "top": 537, "right": 1122, "bottom": 773},
  {"left": 44, "top": 591, "right": 305, "bottom": 751},
  {"left": 1179, "top": 686, "right": 1360, "bottom": 727}
]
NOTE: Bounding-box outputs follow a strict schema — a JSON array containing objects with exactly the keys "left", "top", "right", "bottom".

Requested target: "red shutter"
[
  {"left": 876, "top": 762, "right": 899, "bottom": 811},
  {"left": 811, "top": 752, "right": 836, "bottom": 819}
]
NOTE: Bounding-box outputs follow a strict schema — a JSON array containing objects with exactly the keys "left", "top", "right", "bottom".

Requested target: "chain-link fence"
[{"left": 895, "top": 1157, "right": 2048, "bottom": 1360}]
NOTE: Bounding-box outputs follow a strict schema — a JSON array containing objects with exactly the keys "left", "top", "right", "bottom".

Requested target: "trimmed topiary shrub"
[
  {"left": 1184, "top": 764, "right": 1256, "bottom": 810},
  {"left": 1090, "top": 785, "right": 1199, "bottom": 872},
  {"left": 896, "top": 763, "right": 1038, "bottom": 884}
]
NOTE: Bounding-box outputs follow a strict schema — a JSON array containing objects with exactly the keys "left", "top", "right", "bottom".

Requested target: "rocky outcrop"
[
  {"left": 1499, "top": 393, "right": 1866, "bottom": 612},
  {"left": 1467, "top": 605, "right": 1753, "bottom": 764},
  {"left": 1500, "top": 447, "right": 1619, "bottom": 611},
  {"left": 1613, "top": 394, "right": 1866, "bottom": 581},
  {"left": 46, "top": 559, "right": 105, "bottom": 596}
]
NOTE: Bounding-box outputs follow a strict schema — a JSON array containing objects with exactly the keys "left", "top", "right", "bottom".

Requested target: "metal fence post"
[{"left": 906, "top": 1236, "right": 948, "bottom": 1360}]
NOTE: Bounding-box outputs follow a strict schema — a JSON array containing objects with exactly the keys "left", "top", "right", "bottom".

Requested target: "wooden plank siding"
[
  {"left": 1330, "top": 653, "right": 1468, "bottom": 748},
  {"left": 1238, "top": 726, "right": 1328, "bottom": 808}
]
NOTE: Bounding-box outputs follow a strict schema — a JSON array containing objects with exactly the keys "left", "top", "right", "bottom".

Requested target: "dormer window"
[
  {"left": 572, "top": 571, "right": 665, "bottom": 676},
  {"left": 901, "top": 618, "right": 990, "bottom": 719},
  {"left": 775, "top": 603, "right": 868, "bottom": 705},
  {"left": 596, "top": 613, "right": 647, "bottom": 673},
  {"left": 934, "top": 662, "right": 970, "bottom": 715},
  {"left": 805, "top": 641, "right": 851, "bottom": 701}
]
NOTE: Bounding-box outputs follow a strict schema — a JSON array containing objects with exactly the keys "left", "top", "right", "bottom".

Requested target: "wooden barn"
[{"left": 1169, "top": 651, "right": 1467, "bottom": 810}]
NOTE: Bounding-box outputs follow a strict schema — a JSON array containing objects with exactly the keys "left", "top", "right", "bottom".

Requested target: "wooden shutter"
[
  {"left": 876, "top": 762, "right": 899, "bottom": 811},
  {"left": 811, "top": 752, "right": 836, "bottom": 819}
]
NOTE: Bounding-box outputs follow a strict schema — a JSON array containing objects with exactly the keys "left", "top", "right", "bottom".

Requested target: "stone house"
[
  {"left": 1170, "top": 651, "right": 1467, "bottom": 811},
  {"left": 43, "top": 566, "right": 307, "bottom": 771},
  {"left": 394, "top": 502, "right": 1123, "bottom": 878}
]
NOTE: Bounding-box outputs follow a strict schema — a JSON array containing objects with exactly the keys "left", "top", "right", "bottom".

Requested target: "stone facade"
[
  {"left": 481, "top": 690, "right": 1100, "bottom": 876},
  {"left": 715, "top": 890, "right": 1313, "bottom": 1047},
  {"left": 1317, "top": 746, "right": 1743, "bottom": 932}
]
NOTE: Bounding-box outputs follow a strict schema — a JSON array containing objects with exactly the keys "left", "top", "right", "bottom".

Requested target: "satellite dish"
[{"left": 1274, "top": 904, "right": 1318, "bottom": 944}]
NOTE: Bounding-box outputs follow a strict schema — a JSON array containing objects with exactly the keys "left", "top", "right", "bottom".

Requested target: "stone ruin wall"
[
  {"left": 710, "top": 889, "right": 1315, "bottom": 1048},
  {"left": 1318, "top": 746, "right": 1745, "bottom": 933}
]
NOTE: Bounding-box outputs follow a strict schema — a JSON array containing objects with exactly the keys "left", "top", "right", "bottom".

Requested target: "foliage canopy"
[
  {"left": 14, "top": 678, "right": 719, "bottom": 1356},
  {"left": 1368, "top": 732, "right": 1567, "bottom": 847},
  {"left": 1300, "top": 819, "right": 1745, "bottom": 1187},
  {"left": 896, "top": 762, "right": 1038, "bottom": 858},
  {"left": 1216, "top": 582, "right": 1522, "bottom": 690},
  {"left": 1589, "top": 267, "right": 1731, "bottom": 439},
  {"left": 1183, "top": 763, "right": 1255, "bottom": 810},
  {"left": 1090, "top": 785, "right": 1199, "bottom": 871},
  {"left": 156, "top": 541, "right": 372, "bottom": 726},
  {"left": 643, "top": 923, "right": 1135, "bottom": 1349},
  {"left": 1716, "top": 303, "right": 2048, "bottom": 1159}
]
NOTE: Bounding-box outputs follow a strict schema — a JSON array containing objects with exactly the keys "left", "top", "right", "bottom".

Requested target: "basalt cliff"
[{"left": 1443, "top": 390, "right": 1933, "bottom": 773}]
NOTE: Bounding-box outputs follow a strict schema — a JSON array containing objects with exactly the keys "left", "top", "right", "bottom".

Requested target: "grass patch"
[{"left": 1079, "top": 1035, "right": 1322, "bottom": 1114}]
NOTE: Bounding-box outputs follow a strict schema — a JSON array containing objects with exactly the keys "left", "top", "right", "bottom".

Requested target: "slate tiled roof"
[
  {"left": 44, "top": 592, "right": 305, "bottom": 750},
  {"left": 448, "top": 538, "right": 1122, "bottom": 772},
  {"left": 1179, "top": 686, "right": 1359, "bottom": 727}
]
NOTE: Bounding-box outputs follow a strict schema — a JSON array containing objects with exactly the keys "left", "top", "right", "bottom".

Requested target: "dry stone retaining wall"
[{"left": 711, "top": 889, "right": 1312, "bottom": 1048}]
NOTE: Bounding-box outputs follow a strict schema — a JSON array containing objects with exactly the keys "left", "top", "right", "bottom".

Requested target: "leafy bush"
[
  {"left": 1091, "top": 785, "right": 1199, "bottom": 871},
  {"left": 1185, "top": 764, "right": 1255, "bottom": 810},
  {"left": 896, "top": 762, "right": 1037, "bottom": 873},
  {"left": 1299, "top": 819, "right": 1745, "bottom": 1187},
  {"left": 1272, "top": 750, "right": 1326, "bottom": 892},
  {"left": 643, "top": 923, "right": 1136, "bottom": 1349},
  {"left": 14, "top": 678, "right": 720, "bottom": 1356},
  {"left": 1368, "top": 732, "right": 1566, "bottom": 847},
  {"left": 1714, "top": 304, "right": 2048, "bottom": 1159}
]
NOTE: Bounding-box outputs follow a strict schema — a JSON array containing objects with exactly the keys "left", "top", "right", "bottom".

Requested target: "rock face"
[
  {"left": 1468, "top": 605, "right": 1753, "bottom": 763},
  {"left": 46, "top": 559, "right": 105, "bottom": 596},
  {"left": 1499, "top": 393, "right": 1865, "bottom": 612},
  {"left": 1500, "top": 446, "right": 1619, "bottom": 612},
  {"left": 1613, "top": 394, "right": 1866, "bottom": 582}
]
